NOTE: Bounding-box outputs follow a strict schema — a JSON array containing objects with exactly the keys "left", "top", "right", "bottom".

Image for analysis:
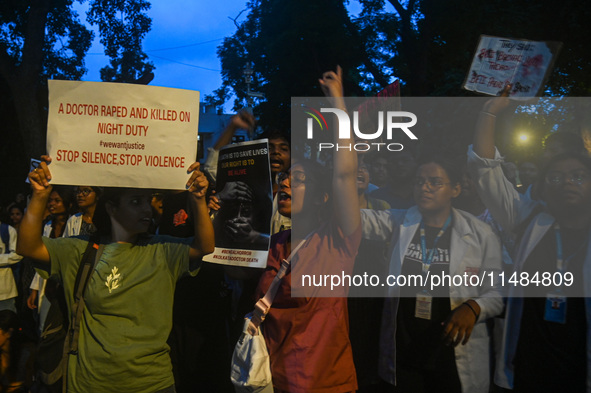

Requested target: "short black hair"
[
  {"left": 416, "top": 154, "right": 463, "bottom": 186},
  {"left": 0, "top": 309, "right": 18, "bottom": 332},
  {"left": 543, "top": 131, "right": 587, "bottom": 156},
  {"left": 50, "top": 185, "right": 76, "bottom": 215},
  {"left": 259, "top": 129, "right": 291, "bottom": 147}
]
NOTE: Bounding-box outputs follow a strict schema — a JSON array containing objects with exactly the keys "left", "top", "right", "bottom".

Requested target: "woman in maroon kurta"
[
  {"left": 255, "top": 67, "right": 361, "bottom": 393},
  {"left": 256, "top": 190, "right": 361, "bottom": 393}
]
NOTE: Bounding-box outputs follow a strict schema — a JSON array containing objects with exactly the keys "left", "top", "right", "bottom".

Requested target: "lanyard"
[
  {"left": 419, "top": 215, "right": 452, "bottom": 276},
  {"left": 554, "top": 223, "right": 587, "bottom": 274},
  {"left": 554, "top": 224, "right": 566, "bottom": 274}
]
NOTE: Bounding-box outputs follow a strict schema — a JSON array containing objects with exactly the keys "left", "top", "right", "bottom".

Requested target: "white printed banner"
[
  {"left": 463, "top": 35, "right": 561, "bottom": 98},
  {"left": 47, "top": 80, "right": 199, "bottom": 189}
]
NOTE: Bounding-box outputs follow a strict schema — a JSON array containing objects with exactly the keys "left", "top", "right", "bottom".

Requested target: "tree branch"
[
  {"left": 0, "top": 44, "right": 16, "bottom": 90},
  {"left": 387, "top": 0, "right": 407, "bottom": 18},
  {"left": 228, "top": 9, "right": 247, "bottom": 29},
  {"left": 21, "top": 0, "right": 50, "bottom": 81},
  {"left": 343, "top": 10, "right": 390, "bottom": 88}
]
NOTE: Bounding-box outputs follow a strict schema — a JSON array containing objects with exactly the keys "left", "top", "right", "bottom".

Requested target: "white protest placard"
[
  {"left": 47, "top": 80, "right": 199, "bottom": 189},
  {"left": 463, "top": 35, "right": 561, "bottom": 98}
]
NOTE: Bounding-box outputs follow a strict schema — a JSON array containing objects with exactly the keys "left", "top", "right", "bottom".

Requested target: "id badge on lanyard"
[
  {"left": 415, "top": 291, "right": 433, "bottom": 320},
  {"left": 544, "top": 292, "right": 567, "bottom": 324},
  {"left": 415, "top": 215, "right": 451, "bottom": 320}
]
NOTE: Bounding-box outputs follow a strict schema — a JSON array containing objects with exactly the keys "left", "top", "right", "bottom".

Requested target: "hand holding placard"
[
  {"left": 464, "top": 35, "right": 561, "bottom": 98},
  {"left": 28, "top": 155, "right": 53, "bottom": 195},
  {"left": 47, "top": 80, "right": 200, "bottom": 189},
  {"left": 186, "top": 162, "right": 209, "bottom": 199}
]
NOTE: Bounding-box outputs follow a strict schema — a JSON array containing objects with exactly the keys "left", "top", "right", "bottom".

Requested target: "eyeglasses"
[
  {"left": 414, "top": 178, "right": 450, "bottom": 190},
  {"left": 545, "top": 170, "right": 589, "bottom": 186},
  {"left": 76, "top": 188, "right": 94, "bottom": 196},
  {"left": 276, "top": 171, "right": 307, "bottom": 187}
]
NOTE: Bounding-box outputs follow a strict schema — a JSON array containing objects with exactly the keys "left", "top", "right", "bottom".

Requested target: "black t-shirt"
[
  {"left": 79, "top": 220, "right": 97, "bottom": 236},
  {"left": 158, "top": 192, "right": 232, "bottom": 390},
  {"left": 514, "top": 226, "right": 588, "bottom": 392},
  {"left": 158, "top": 191, "right": 227, "bottom": 322},
  {"left": 159, "top": 192, "right": 194, "bottom": 238},
  {"left": 396, "top": 224, "right": 456, "bottom": 371}
]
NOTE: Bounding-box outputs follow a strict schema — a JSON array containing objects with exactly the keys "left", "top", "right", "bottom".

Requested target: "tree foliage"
[
  {"left": 215, "top": 0, "right": 591, "bottom": 109},
  {"left": 356, "top": 0, "right": 591, "bottom": 96},
  {"left": 0, "top": 0, "right": 94, "bottom": 179},
  {"left": 351, "top": 0, "right": 591, "bottom": 155},
  {"left": 87, "top": 0, "right": 154, "bottom": 83},
  {"left": 0, "top": 0, "right": 93, "bottom": 82},
  {"left": 213, "top": 0, "right": 591, "bottom": 157},
  {"left": 0, "top": 0, "right": 154, "bottom": 201},
  {"left": 213, "top": 0, "right": 375, "bottom": 132}
]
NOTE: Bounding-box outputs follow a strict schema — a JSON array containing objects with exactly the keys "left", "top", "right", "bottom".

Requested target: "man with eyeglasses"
[
  {"left": 468, "top": 87, "right": 591, "bottom": 392},
  {"left": 544, "top": 169, "right": 589, "bottom": 186}
]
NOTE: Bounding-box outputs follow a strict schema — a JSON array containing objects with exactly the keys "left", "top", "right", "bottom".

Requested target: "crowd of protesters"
[{"left": 0, "top": 69, "right": 590, "bottom": 393}]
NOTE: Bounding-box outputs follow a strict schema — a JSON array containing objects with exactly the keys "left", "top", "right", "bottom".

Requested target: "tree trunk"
[{"left": 0, "top": 0, "right": 51, "bottom": 160}]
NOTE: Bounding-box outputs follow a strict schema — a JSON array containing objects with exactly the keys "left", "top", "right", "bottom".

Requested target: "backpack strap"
[
  {"left": 248, "top": 236, "right": 308, "bottom": 335},
  {"left": 0, "top": 223, "right": 10, "bottom": 254},
  {"left": 61, "top": 237, "right": 104, "bottom": 392}
]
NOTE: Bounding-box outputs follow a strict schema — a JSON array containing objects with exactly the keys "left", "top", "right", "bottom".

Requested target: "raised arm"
[
  {"left": 473, "top": 85, "right": 511, "bottom": 159},
  {"left": 203, "top": 110, "right": 256, "bottom": 183},
  {"left": 186, "top": 162, "right": 215, "bottom": 262},
  {"left": 468, "top": 85, "right": 539, "bottom": 231},
  {"left": 214, "top": 111, "right": 255, "bottom": 150},
  {"left": 319, "top": 66, "right": 360, "bottom": 236},
  {"left": 16, "top": 156, "right": 52, "bottom": 263}
]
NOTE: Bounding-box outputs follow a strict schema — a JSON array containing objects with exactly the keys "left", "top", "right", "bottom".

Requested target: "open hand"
[
  {"left": 230, "top": 110, "right": 256, "bottom": 132},
  {"left": 441, "top": 301, "right": 480, "bottom": 347}
]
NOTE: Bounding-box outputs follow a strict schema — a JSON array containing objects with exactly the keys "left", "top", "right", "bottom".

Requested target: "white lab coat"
[
  {"left": 0, "top": 222, "right": 23, "bottom": 301},
  {"left": 467, "top": 145, "right": 591, "bottom": 392},
  {"left": 63, "top": 213, "right": 83, "bottom": 238},
  {"left": 361, "top": 206, "right": 504, "bottom": 393}
]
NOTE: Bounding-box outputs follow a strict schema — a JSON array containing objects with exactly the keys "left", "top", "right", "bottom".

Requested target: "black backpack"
[
  {"left": 35, "top": 239, "right": 102, "bottom": 392},
  {"left": 35, "top": 275, "right": 68, "bottom": 392},
  {"left": 1, "top": 222, "right": 22, "bottom": 285}
]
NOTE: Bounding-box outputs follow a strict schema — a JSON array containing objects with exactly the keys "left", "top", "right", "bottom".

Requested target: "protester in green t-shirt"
[{"left": 17, "top": 156, "right": 214, "bottom": 393}]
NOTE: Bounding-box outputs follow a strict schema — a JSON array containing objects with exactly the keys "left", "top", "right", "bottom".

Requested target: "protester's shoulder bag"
[
  {"left": 36, "top": 238, "right": 103, "bottom": 393},
  {"left": 230, "top": 238, "right": 307, "bottom": 393}
]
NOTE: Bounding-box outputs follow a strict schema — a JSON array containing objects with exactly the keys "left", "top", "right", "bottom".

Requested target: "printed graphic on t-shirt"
[
  {"left": 173, "top": 209, "right": 188, "bottom": 227},
  {"left": 105, "top": 266, "right": 122, "bottom": 293},
  {"left": 404, "top": 242, "right": 450, "bottom": 265}
]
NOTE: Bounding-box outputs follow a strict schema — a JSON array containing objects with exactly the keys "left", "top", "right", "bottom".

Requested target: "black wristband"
[{"left": 463, "top": 301, "right": 479, "bottom": 321}]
